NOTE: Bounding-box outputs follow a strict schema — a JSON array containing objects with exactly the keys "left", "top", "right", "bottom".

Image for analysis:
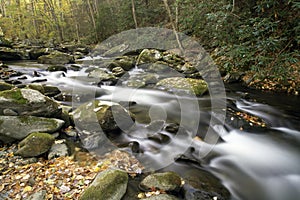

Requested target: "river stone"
[
  {"left": 142, "top": 194, "right": 179, "bottom": 200},
  {"left": 0, "top": 116, "right": 64, "bottom": 143},
  {"left": 15, "top": 132, "right": 55, "bottom": 158},
  {"left": 140, "top": 171, "right": 182, "bottom": 192},
  {"left": 156, "top": 77, "right": 208, "bottom": 96},
  {"left": 137, "top": 49, "right": 163, "bottom": 65},
  {"left": 79, "top": 169, "right": 128, "bottom": 200},
  {"left": 37, "top": 51, "right": 74, "bottom": 65},
  {"left": 47, "top": 65, "right": 67, "bottom": 72},
  {"left": 108, "top": 56, "right": 135, "bottom": 71},
  {"left": 0, "top": 82, "right": 14, "bottom": 91},
  {"left": 48, "top": 142, "right": 69, "bottom": 159},
  {"left": 25, "top": 190, "right": 47, "bottom": 200},
  {"left": 88, "top": 68, "right": 117, "bottom": 82},
  {"left": 0, "top": 88, "right": 61, "bottom": 117},
  {"left": 72, "top": 100, "right": 135, "bottom": 132}
]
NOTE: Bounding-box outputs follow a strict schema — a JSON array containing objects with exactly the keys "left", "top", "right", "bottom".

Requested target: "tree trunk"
[
  {"left": 87, "top": 0, "right": 98, "bottom": 41},
  {"left": 162, "top": 0, "right": 184, "bottom": 55},
  {"left": 131, "top": 0, "right": 138, "bottom": 28}
]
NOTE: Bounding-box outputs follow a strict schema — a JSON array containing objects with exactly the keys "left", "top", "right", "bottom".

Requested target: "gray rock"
[
  {"left": 142, "top": 194, "right": 179, "bottom": 200},
  {"left": 72, "top": 100, "right": 135, "bottom": 149},
  {"left": 0, "top": 88, "right": 61, "bottom": 117},
  {"left": 140, "top": 171, "right": 182, "bottom": 192},
  {"left": 0, "top": 116, "right": 64, "bottom": 143},
  {"left": 37, "top": 51, "right": 74, "bottom": 64},
  {"left": 25, "top": 190, "right": 46, "bottom": 200},
  {"left": 156, "top": 77, "right": 208, "bottom": 96},
  {"left": 79, "top": 169, "right": 128, "bottom": 200},
  {"left": 0, "top": 82, "right": 14, "bottom": 91},
  {"left": 88, "top": 68, "right": 117, "bottom": 83},
  {"left": 112, "top": 67, "right": 126, "bottom": 77},
  {"left": 48, "top": 142, "right": 69, "bottom": 159},
  {"left": 15, "top": 132, "right": 55, "bottom": 157}
]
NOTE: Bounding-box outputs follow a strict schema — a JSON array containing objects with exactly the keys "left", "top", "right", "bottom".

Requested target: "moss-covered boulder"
[
  {"left": 37, "top": 51, "right": 74, "bottom": 64},
  {"left": 137, "top": 49, "right": 163, "bottom": 65},
  {"left": 108, "top": 56, "right": 135, "bottom": 71},
  {"left": 140, "top": 171, "right": 182, "bottom": 192},
  {"left": 0, "top": 116, "right": 64, "bottom": 143},
  {"left": 0, "top": 88, "right": 61, "bottom": 117},
  {"left": 156, "top": 77, "right": 208, "bottom": 96},
  {"left": 15, "top": 132, "right": 55, "bottom": 157},
  {"left": 79, "top": 169, "right": 128, "bottom": 200}
]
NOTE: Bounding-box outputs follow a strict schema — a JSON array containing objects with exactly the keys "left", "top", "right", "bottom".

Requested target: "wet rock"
[
  {"left": 88, "top": 68, "right": 117, "bottom": 84},
  {"left": 182, "top": 169, "right": 230, "bottom": 200},
  {"left": 0, "top": 88, "right": 61, "bottom": 117},
  {"left": 0, "top": 81, "right": 14, "bottom": 91},
  {"left": 142, "top": 194, "right": 179, "bottom": 200},
  {"left": 25, "top": 190, "right": 47, "bottom": 200},
  {"left": 48, "top": 142, "right": 69, "bottom": 159},
  {"left": 137, "top": 49, "right": 163, "bottom": 65},
  {"left": 112, "top": 67, "right": 126, "bottom": 77},
  {"left": 72, "top": 100, "right": 135, "bottom": 149},
  {"left": 47, "top": 65, "right": 67, "bottom": 72},
  {"left": 0, "top": 47, "right": 23, "bottom": 60},
  {"left": 79, "top": 169, "right": 128, "bottom": 200},
  {"left": 0, "top": 116, "right": 64, "bottom": 143},
  {"left": 140, "top": 171, "right": 182, "bottom": 192},
  {"left": 15, "top": 132, "right": 55, "bottom": 157},
  {"left": 37, "top": 51, "right": 74, "bottom": 65},
  {"left": 126, "top": 79, "right": 146, "bottom": 88},
  {"left": 43, "top": 85, "right": 61, "bottom": 97},
  {"left": 28, "top": 48, "right": 49, "bottom": 60},
  {"left": 156, "top": 77, "right": 208, "bottom": 96}
]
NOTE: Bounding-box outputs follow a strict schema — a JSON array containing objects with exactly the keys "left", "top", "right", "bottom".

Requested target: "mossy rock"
[
  {"left": 37, "top": 51, "right": 74, "bottom": 65},
  {"left": 0, "top": 116, "right": 64, "bottom": 143},
  {"left": 15, "top": 132, "right": 55, "bottom": 157},
  {"left": 137, "top": 49, "right": 163, "bottom": 65},
  {"left": 79, "top": 169, "right": 128, "bottom": 200},
  {"left": 0, "top": 88, "right": 61, "bottom": 117},
  {"left": 140, "top": 171, "right": 182, "bottom": 192},
  {"left": 156, "top": 77, "right": 208, "bottom": 96},
  {"left": 0, "top": 82, "right": 14, "bottom": 91}
]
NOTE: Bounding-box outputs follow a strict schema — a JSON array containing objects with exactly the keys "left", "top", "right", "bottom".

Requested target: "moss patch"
[{"left": 0, "top": 89, "right": 27, "bottom": 104}]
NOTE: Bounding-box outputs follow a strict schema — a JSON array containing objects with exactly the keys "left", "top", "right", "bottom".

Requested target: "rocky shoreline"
[{"left": 0, "top": 41, "right": 232, "bottom": 199}]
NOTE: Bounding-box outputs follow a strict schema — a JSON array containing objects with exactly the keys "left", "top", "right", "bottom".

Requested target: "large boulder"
[
  {"left": 156, "top": 77, "right": 208, "bottom": 96},
  {"left": 140, "top": 171, "right": 182, "bottom": 192},
  {"left": 72, "top": 100, "right": 135, "bottom": 149},
  {"left": 28, "top": 47, "right": 50, "bottom": 60},
  {"left": 37, "top": 51, "right": 74, "bottom": 64},
  {"left": 79, "top": 169, "right": 128, "bottom": 200},
  {"left": 0, "top": 116, "right": 64, "bottom": 143},
  {"left": 15, "top": 132, "right": 55, "bottom": 157},
  {"left": 0, "top": 88, "right": 61, "bottom": 117}
]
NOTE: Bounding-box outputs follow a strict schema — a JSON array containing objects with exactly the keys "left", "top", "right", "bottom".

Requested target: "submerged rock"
[
  {"left": 79, "top": 169, "right": 128, "bottom": 200},
  {"left": 140, "top": 171, "right": 182, "bottom": 192},
  {"left": 37, "top": 51, "right": 74, "bottom": 64},
  {"left": 0, "top": 88, "right": 61, "bottom": 117},
  {"left": 15, "top": 132, "right": 55, "bottom": 157},
  {"left": 156, "top": 77, "right": 208, "bottom": 96},
  {"left": 0, "top": 116, "right": 64, "bottom": 143}
]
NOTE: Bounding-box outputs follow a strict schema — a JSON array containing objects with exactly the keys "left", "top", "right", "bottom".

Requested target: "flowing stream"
[{"left": 7, "top": 61, "right": 300, "bottom": 200}]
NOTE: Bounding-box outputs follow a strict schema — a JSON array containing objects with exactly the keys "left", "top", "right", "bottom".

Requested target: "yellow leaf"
[{"left": 23, "top": 186, "right": 32, "bottom": 192}]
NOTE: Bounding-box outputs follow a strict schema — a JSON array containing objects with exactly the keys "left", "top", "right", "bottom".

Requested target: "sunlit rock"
[{"left": 156, "top": 77, "right": 208, "bottom": 96}]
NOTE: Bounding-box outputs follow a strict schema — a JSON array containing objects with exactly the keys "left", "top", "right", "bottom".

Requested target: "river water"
[{"left": 7, "top": 61, "right": 300, "bottom": 200}]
